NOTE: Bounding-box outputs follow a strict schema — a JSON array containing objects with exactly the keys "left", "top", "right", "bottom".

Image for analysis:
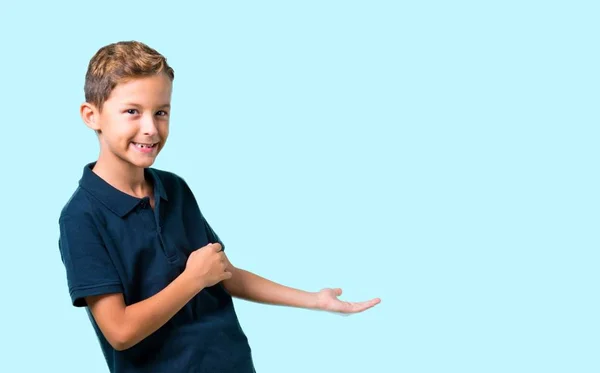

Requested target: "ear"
[{"left": 80, "top": 102, "right": 101, "bottom": 132}]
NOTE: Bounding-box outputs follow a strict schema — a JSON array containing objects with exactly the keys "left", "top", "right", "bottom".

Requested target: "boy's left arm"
[{"left": 221, "top": 254, "right": 380, "bottom": 314}]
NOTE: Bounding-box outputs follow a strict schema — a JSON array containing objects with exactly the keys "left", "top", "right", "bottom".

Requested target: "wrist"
[
  {"left": 309, "top": 291, "right": 322, "bottom": 310},
  {"left": 179, "top": 270, "right": 205, "bottom": 294}
]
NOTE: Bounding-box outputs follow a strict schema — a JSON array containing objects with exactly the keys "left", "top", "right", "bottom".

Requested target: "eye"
[
  {"left": 126, "top": 109, "right": 139, "bottom": 115},
  {"left": 156, "top": 110, "right": 169, "bottom": 117}
]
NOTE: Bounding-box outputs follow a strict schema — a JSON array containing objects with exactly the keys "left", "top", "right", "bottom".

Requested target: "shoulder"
[
  {"left": 150, "top": 167, "right": 187, "bottom": 188},
  {"left": 58, "top": 185, "right": 97, "bottom": 223},
  {"left": 149, "top": 167, "right": 196, "bottom": 200}
]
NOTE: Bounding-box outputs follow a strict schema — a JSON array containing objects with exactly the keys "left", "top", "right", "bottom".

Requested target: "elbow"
[
  {"left": 107, "top": 327, "right": 136, "bottom": 351},
  {"left": 111, "top": 339, "right": 129, "bottom": 352}
]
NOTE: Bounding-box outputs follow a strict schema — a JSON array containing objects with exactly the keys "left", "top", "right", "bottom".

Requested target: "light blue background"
[{"left": 1, "top": 1, "right": 598, "bottom": 372}]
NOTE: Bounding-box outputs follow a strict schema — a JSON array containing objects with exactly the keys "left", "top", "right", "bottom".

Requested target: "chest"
[{"left": 96, "top": 201, "right": 211, "bottom": 303}]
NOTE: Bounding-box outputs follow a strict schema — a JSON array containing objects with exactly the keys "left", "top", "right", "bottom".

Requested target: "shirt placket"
[{"left": 150, "top": 198, "right": 179, "bottom": 264}]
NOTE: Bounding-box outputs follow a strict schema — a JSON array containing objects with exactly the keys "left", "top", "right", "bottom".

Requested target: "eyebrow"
[{"left": 122, "top": 103, "right": 171, "bottom": 109}]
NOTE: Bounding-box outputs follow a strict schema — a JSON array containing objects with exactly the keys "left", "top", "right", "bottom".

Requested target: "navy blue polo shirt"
[{"left": 58, "top": 162, "right": 255, "bottom": 373}]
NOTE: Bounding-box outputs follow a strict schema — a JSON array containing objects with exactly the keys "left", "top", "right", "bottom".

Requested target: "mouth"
[
  {"left": 131, "top": 141, "right": 159, "bottom": 154},
  {"left": 131, "top": 142, "right": 158, "bottom": 149}
]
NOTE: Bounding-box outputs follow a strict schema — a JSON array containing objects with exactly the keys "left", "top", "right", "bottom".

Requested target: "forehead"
[{"left": 107, "top": 74, "right": 172, "bottom": 105}]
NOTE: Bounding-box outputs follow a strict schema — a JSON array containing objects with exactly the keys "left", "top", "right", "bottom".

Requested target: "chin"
[
  {"left": 120, "top": 153, "right": 159, "bottom": 169},
  {"left": 124, "top": 145, "right": 162, "bottom": 169},
  {"left": 133, "top": 157, "right": 157, "bottom": 169}
]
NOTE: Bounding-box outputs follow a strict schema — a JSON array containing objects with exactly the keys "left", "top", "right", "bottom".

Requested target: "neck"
[{"left": 93, "top": 151, "right": 150, "bottom": 199}]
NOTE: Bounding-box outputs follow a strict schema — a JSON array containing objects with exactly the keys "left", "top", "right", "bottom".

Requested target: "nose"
[{"left": 140, "top": 113, "right": 158, "bottom": 136}]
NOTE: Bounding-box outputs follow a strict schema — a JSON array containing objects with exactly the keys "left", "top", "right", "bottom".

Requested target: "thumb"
[
  {"left": 222, "top": 271, "right": 233, "bottom": 281},
  {"left": 334, "top": 288, "right": 342, "bottom": 296}
]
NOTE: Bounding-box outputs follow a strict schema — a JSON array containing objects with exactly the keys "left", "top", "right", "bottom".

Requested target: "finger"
[
  {"left": 334, "top": 288, "right": 343, "bottom": 296},
  {"left": 222, "top": 271, "right": 233, "bottom": 280},
  {"left": 348, "top": 298, "right": 381, "bottom": 313},
  {"left": 213, "top": 243, "right": 222, "bottom": 252}
]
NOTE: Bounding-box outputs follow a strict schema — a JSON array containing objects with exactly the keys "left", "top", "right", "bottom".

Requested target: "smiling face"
[{"left": 82, "top": 73, "right": 172, "bottom": 169}]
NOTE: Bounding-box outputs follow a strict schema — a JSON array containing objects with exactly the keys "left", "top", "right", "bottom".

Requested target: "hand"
[
  {"left": 315, "top": 288, "right": 380, "bottom": 314},
  {"left": 184, "top": 243, "right": 232, "bottom": 290}
]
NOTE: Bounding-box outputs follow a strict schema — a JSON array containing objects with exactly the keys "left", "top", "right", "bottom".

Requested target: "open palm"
[{"left": 316, "top": 288, "right": 380, "bottom": 314}]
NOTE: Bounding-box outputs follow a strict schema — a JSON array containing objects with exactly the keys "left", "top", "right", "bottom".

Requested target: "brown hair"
[{"left": 84, "top": 41, "right": 175, "bottom": 112}]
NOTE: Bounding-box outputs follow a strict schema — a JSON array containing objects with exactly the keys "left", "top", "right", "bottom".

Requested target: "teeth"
[{"left": 134, "top": 143, "right": 155, "bottom": 148}]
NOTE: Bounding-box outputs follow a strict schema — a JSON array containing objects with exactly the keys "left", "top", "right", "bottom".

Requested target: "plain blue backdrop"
[{"left": 1, "top": 1, "right": 598, "bottom": 372}]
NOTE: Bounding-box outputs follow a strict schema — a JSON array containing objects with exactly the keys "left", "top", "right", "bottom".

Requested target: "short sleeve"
[
  {"left": 58, "top": 214, "right": 123, "bottom": 307},
  {"left": 180, "top": 178, "right": 226, "bottom": 251},
  {"left": 203, "top": 215, "right": 225, "bottom": 251}
]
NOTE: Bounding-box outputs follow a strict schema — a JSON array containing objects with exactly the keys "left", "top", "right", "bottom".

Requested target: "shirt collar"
[{"left": 79, "top": 162, "right": 169, "bottom": 217}]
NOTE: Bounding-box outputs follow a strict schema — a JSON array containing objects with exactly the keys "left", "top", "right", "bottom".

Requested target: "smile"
[{"left": 132, "top": 142, "right": 157, "bottom": 149}]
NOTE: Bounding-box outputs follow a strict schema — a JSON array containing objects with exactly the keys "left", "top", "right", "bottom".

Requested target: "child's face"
[{"left": 88, "top": 73, "right": 172, "bottom": 169}]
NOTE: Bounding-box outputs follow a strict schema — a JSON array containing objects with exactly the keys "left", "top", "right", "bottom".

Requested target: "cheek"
[
  {"left": 115, "top": 121, "right": 139, "bottom": 140},
  {"left": 105, "top": 117, "right": 137, "bottom": 136},
  {"left": 160, "top": 124, "right": 169, "bottom": 139}
]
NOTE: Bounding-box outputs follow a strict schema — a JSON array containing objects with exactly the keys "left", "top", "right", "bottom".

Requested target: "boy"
[{"left": 58, "top": 41, "right": 380, "bottom": 373}]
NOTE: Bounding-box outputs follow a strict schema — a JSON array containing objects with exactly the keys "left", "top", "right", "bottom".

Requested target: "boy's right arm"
[{"left": 86, "top": 243, "right": 231, "bottom": 351}]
